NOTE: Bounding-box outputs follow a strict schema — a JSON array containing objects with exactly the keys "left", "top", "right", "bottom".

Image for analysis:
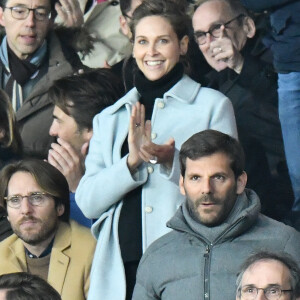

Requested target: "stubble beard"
[
  {"left": 12, "top": 216, "right": 59, "bottom": 246},
  {"left": 186, "top": 188, "right": 237, "bottom": 227}
]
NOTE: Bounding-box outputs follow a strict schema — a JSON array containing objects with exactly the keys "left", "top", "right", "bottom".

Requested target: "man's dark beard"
[
  {"left": 186, "top": 194, "right": 220, "bottom": 225},
  {"left": 186, "top": 187, "right": 237, "bottom": 227},
  {"left": 12, "top": 217, "right": 59, "bottom": 246}
]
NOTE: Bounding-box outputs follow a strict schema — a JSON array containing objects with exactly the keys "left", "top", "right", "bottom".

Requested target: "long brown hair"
[{"left": 0, "top": 89, "right": 22, "bottom": 155}]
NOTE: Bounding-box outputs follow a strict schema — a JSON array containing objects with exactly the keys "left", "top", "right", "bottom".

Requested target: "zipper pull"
[{"left": 204, "top": 245, "right": 210, "bottom": 258}]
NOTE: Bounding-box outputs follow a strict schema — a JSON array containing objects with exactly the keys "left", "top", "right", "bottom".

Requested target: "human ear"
[
  {"left": 236, "top": 171, "right": 247, "bottom": 194},
  {"left": 120, "top": 15, "right": 130, "bottom": 37},
  {"left": 0, "top": 128, "right": 5, "bottom": 140},
  {"left": 56, "top": 204, "right": 65, "bottom": 217},
  {"left": 243, "top": 17, "right": 256, "bottom": 38},
  {"left": 179, "top": 175, "right": 186, "bottom": 196},
  {"left": 179, "top": 35, "right": 189, "bottom": 56},
  {"left": 0, "top": 7, "right": 5, "bottom": 27}
]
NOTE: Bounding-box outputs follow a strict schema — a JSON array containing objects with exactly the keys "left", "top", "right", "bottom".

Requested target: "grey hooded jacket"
[{"left": 132, "top": 189, "right": 300, "bottom": 300}]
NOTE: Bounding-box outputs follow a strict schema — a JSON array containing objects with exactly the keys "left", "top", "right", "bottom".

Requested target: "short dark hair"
[
  {"left": 0, "top": 159, "right": 70, "bottom": 222},
  {"left": 120, "top": 0, "right": 134, "bottom": 16},
  {"left": 0, "top": 272, "right": 61, "bottom": 300},
  {"left": 130, "top": 0, "right": 192, "bottom": 42},
  {"left": 0, "top": 89, "right": 22, "bottom": 155},
  {"left": 236, "top": 251, "right": 300, "bottom": 300},
  {"left": 48, "top": 69, "right": 124, "bottom": 131},
  {"left": 179, "top": 130, "right": 245, "bottom": 178}
]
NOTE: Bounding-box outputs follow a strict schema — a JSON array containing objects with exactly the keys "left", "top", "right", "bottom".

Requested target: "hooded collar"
[{"left": 167, "top": 189, "right": 261, "bottom": 245}]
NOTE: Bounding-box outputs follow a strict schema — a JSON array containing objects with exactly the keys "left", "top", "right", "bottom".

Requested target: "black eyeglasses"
[
  {"left": 4, "top": 6, "right": 51, "bottom": 21},
  {"left": 194, "top": 14, "right": 245, "bottom": 45},
  {"left": 240, "top": 286, "right": 293, "bottom": 300}
]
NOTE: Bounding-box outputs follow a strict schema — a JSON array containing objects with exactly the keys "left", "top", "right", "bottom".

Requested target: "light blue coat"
[{"left": 75, "top": 75, "right": 238, "bottom": 300}]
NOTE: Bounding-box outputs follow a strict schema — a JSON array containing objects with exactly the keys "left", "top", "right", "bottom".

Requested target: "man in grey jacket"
[{"left": 132, "top": 130, "right": 300, "bottom": 300}]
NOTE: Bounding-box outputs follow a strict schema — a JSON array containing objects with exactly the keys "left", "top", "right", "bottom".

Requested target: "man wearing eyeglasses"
[
  {"left": 236, "top": 251, "right": 300, "bottom": 300},
  {"left": 0, "top": 0, "right": 85, "bottom": 159},
  {"left": 192, "top": 0, "right": 292, "bottom": 220},
  {"left": 0, "top": 159, "right": 96, "bottom": 300}
]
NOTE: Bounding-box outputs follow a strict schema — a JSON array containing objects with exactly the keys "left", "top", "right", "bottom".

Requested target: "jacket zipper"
[{"left": 201, "top": 216, "right": 246, "bottom": 300}]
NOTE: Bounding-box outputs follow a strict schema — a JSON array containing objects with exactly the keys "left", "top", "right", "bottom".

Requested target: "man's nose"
[
  {"left": 49, "top": 121, "right": 58, "bottom": 137},
  {"left": 24, "top": 10, "right": 36, "bottom": 27},
  {"left": 19, "top": 197, "right": 34, "bottom": 214},
  {"left": 201, "top": 178, "right": 212, "bottom": 194},
  {"left": 256, "top": 289, "right": 268, "bottom": 300}
]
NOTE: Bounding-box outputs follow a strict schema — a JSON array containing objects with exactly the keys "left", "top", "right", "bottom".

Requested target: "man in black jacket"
[
  {"left": 192, "top": 0, "right": 293, "bottom": 220},
  {"left": 240, "top": 0, "right": 300, "bottom": 234}
]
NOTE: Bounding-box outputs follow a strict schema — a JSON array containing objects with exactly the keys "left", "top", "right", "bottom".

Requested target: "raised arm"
[{"left": 75, "top": 111, "right": 148, "bottom": 219}]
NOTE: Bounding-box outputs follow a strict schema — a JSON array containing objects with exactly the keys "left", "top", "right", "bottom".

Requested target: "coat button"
[
  {"left": 157, "top": 102, "right": 165, "bottom": 109},
  {"left": 151, "top": 132, "right": 157, "bottom": 140},
  {"left": 145, "top": 206, "right": 153, "bottom": 213},
  {"left": 147, "top": 166, "right": 154, "bottom": 174}
]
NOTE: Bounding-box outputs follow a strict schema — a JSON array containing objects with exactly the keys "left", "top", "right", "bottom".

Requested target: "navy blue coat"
[{"left": 240, "top": 0, "right": 300, "bottom": 72}]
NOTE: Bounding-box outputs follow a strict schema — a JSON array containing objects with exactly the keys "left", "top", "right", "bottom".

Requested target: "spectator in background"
[
  {"left": 76, "top": 1, "right": 237, "bottom": 299},
  {"left": 0, "top": 160, "right": 95, "bottom": 300},
  {"left": 0, "top": 89, "right": 20, "bottom": 241},
  {"left": 239, "top": 0, "right": 300, "bottom": 229},
  {"left": 0, "top": 272, "right": 62, "bottom": 300},
  {"left": 0, "top": 0, "right": 86, "bottom": 159},
  {"left": 236, "top": 251, "right": 300, "bottom": 300},
  {"left": 55, "top": 0, "right": 131, "bottom": 68},
  {"left": 132, "top": 130, "right": 300, "bottom": 300},
  {"left": 48, "top": 69, "right": 124, "bottom": 227},
  {"left": 192, "top": 0, "right": 292, "bottom": 219}
]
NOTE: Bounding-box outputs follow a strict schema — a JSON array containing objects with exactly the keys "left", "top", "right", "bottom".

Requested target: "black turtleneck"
[
  {"left": 118, "top": 63, "right": 184, "bottom": 263},
  {"left": 135, "top": 63, "right": 184, "bottom": 120}
]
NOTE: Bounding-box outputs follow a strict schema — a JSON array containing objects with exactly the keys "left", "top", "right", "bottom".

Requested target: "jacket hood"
[{"left": 167, "top": 188, "right": 261, "bottom": 245}]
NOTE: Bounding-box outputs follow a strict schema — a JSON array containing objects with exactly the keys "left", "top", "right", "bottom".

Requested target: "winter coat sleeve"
[{"left": 75, "top": 112, "right": 148, "bottom": 219}]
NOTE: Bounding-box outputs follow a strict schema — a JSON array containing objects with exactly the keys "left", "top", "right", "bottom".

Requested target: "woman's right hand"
[{"left": 127, "top": 102, "right": 151, "bottom": 173}]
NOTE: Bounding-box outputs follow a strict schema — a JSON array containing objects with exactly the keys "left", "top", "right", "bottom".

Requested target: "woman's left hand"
[{"left": 140, "top": 137, "right": 175, "bottom": 170}]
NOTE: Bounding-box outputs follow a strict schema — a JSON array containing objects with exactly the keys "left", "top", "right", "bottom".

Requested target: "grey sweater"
[{"left": 132, "top": 189, "right": 300, "bottom": 300}]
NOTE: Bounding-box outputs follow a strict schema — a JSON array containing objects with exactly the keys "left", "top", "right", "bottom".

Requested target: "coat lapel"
[
  {"left": 47, "top": 222, "right": 71, "bottom": 294},
  {"left": 9, "top": 238, "right": 27, "bottom": 272}
]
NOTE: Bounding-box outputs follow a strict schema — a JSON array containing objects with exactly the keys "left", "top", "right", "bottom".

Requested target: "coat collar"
[
  {"left": 167, "top": 189, "right": 261, "bottom": 245},
  {"left": 106, "top": 75, "right": 201, "bottom": 115},
  {"left": 9, "top": 237, "right": 27, "bottom": 272},
  {"left": 8, "top": 221, "right": 71, "bottom": 294}
]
